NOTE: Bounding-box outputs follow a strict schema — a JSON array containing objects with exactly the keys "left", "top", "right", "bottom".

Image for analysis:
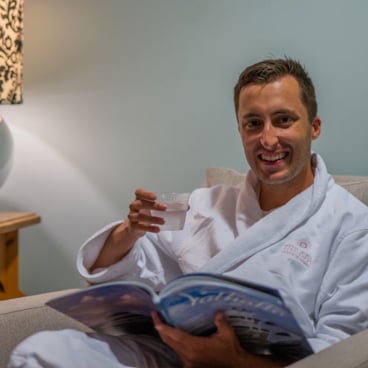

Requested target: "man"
[{"left": 9, "top": 58, "right": 368, "bottom": 368}]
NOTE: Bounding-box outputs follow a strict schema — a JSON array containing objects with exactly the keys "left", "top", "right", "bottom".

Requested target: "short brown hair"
[{"left": 234, "top": 58, "right": 317, "bottom": 122}]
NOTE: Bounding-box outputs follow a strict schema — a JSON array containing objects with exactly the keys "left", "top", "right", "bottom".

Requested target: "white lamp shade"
[{"left": 0, "top": 116, "right": 13, "bottom": 187}]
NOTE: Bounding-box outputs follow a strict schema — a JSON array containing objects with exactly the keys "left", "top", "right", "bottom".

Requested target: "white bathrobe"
[{"left": 9, "top": 154, "right": 368, "bottom": 368}]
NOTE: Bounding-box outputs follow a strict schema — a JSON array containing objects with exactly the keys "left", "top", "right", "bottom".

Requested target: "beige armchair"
[{"left": 1, "top": 171, "right": 368, "bottom": 368}]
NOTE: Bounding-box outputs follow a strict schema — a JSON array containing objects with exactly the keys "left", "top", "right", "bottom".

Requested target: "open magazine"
[{"left": 47, "top": 272, "right": 313, "bottom": 361}]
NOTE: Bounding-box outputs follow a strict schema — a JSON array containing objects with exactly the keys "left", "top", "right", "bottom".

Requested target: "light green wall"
[{"left": 1, "top": 0, "right": 367, "bottom": 293}]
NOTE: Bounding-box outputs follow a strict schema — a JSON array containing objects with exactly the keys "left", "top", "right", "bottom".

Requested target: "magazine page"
[
  {"left": 47, "top": 282, "right": 160, "bottom": 338},
  {"left": 159, "top": 277, "right": 312, "bottom": 360},
  {"left": 161, "top": 273, "right": 281, "bottom": 298}
]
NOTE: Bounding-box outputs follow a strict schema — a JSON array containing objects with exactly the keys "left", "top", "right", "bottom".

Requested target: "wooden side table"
[{"left": 0, "top": 212, "right": 41, "bottom": 300}]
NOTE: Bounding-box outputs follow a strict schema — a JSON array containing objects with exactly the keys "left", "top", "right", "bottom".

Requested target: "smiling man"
[{"left": 9, "top": 58, "right": 368, "bottom": 368}]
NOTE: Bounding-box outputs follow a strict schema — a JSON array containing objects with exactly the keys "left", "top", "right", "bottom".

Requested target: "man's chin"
[
  {"left": 260, "top": 178, "right": 289, "bottom": 186},
  {"left": 258, "top": 172, "right": 291, "bottom": 186}
]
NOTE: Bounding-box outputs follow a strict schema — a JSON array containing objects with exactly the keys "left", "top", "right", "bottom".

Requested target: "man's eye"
[
  {"left": 277, "top": 116, "right": 293, "bottom": 125},
  {"left": 245, "top": 120, "right": 262, "bottom": 129}
]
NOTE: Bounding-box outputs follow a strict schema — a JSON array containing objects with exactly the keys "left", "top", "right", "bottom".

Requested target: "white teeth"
[{"left": 260, "top": 153, "right": 287, "bottom": 162}]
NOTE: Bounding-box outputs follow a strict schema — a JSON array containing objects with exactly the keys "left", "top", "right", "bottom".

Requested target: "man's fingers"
[
  {"left": 214, "top": 311, "right": 237, "bottom": 337},
  {"left": 134, "top": 188, "right": 157, "bottom": 201},
  {"left": 152, "top": 311, "right": 192, "bottom": 344},
  {"left": 129, "top": 199, "right": 165, "bottom": 212},
  {"left": 134, "top": 189, "right": 167, "bottom": 208},
  {"left": 214, "top": 311, "right": 228, "bottom": 327},
  {"left": 214, "top": 311, "right": 233, "bottom": 331},
  {"left": 128, "top": 211, "right": 164, "bottom": 224},
  {"left": 129, "top": 198, "right": 167, "bottom": 213}
]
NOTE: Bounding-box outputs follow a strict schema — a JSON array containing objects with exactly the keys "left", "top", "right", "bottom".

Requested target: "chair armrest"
[
  {"left": 0, "top": 289, "right": 92, "bottom": 367},
  {"left": 287, "top": 329, "right": 368, "bottom": 368}
]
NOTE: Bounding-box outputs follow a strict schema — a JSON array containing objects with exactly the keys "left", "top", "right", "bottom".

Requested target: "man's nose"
[{"left": 260, "top": 123, "right": 278, "bottom": 149}]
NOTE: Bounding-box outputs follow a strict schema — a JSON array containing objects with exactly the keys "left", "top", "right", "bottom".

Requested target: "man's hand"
[
  {"left": 152, "top": 311, "right": 288, "bottom": 368},
  {"left": 127, "top": 188, "right": 168, "bottom": 234},
  {"left": 90, "top": 188, "right": 167, "bottom": 271}
]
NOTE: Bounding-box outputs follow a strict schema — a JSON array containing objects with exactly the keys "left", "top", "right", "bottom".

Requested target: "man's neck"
[{"left": 259, "top": 169, "right": 315, "bottom": 212}]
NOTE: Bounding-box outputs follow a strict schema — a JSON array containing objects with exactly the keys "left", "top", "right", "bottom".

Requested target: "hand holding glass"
[{"left": 151, "top": 192, "right": 190, "bottom": 231}]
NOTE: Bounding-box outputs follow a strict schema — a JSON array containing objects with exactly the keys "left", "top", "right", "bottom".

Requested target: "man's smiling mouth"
[{"left": 259, "top": 152, "right": 289, "bottom": 162}]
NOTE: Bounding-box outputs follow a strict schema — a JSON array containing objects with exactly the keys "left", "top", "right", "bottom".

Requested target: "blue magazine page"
[{"left": 158, "top": 273, "right": 312, "bottom": 360}]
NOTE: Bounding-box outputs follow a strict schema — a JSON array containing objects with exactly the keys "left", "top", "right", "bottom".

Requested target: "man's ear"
[{"left": 311, "top": 116, "right": 321, "bottom": 140}]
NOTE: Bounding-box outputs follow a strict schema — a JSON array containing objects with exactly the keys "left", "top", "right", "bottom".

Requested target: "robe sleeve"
[
  {"left": 76, "top": 221, "right": 183, "bottom": 290},
  {"left": 310, "top": 229, "right": 368, "bottom": 352}
]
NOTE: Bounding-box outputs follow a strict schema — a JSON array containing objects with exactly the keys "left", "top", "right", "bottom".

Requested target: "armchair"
[{"left": 1, "top": 169, "right": 368, "bottom": 368}]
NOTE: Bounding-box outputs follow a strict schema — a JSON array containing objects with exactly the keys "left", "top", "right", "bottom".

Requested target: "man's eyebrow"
[
  {"left": 240, "top": 109, "right": 299, "bottom": 120},
  {"left": 272, "top": 109, "right": 298, "bottom": 116},
  {"left": 241, "top": 112, "right": 262, "bottom": 119}
]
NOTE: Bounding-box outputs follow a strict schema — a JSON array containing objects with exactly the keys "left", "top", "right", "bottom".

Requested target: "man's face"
[{"left": 237, "top": 75, "right": 321, "bottom": 187}]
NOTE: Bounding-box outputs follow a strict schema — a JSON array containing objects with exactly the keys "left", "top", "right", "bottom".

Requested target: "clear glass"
[{"left": 151, "top": 192, "right": 190, "bottom": 231}]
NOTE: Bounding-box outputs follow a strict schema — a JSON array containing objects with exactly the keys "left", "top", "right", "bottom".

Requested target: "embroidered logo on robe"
[{"left": 282, "top": 239, "right": 312, "bottom": 267}]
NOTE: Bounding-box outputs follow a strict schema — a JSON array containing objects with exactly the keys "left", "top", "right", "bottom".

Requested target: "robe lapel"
[{"left": 200, "top": 155, "right": 330, "bottom": 274}]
